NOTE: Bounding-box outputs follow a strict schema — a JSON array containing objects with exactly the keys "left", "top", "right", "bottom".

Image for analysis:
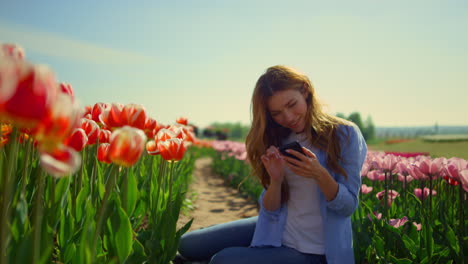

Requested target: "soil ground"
[{"left": 177, "top": 157, "right": 258, "bottom": 231}]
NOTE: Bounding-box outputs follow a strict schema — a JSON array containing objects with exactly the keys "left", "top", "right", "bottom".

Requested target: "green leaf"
[
  {"left": 372, "top": 235, "right": 385, "bottom": 258},
  {"left": 125, "top": 169, "right": 139, "bottom": 216},
  {"left": 445, "top": 225, "right": 460, "bottom": 254},
  {"left": 64, "top": 242, "right": 76, "bottom": 263},
  {"left": 402, "top": 234, "right": 417, "bottom": 259},
  {"left": 113, "top": 206, "right": 134, "bottom": 262},
  {"left": 75, "top": 186, "right": 89, "bottom": 220},
  {"left": 54, "top": 177, "right": 70, "bottom": 204},
  {"left": 388, "top": 255, "right": 413, "bottom": 264}
]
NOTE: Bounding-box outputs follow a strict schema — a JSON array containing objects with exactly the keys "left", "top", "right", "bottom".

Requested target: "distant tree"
[
  {"left": 335, "top": 112, "right": 376, "bottom": 142},
  {"left": 336, "top": 112, "right": 346, "bottom": 119},
  {"left": 364, "top": 116, "right": 375, "bottom": 141},
  {"left": 347, "top": 112, "right": 364, "bottom": 132}
]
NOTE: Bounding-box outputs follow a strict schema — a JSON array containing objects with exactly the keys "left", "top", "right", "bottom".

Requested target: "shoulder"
[{"left": 336, "top": 122, "right": 362, "bottom": 142}]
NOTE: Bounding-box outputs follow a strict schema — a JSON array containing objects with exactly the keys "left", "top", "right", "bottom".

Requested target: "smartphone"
[{"left": 279, "top": 141, "right": 305, "bottom": 160}]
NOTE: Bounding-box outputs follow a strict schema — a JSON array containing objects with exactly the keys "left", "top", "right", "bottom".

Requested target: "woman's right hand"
[{"left": 260, "top": 146, "right": 286, "bottom": 184}]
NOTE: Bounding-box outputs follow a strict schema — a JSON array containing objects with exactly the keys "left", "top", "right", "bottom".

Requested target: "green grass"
[{"left": 368, "top": 138, "right": 468, "bottom": 159}]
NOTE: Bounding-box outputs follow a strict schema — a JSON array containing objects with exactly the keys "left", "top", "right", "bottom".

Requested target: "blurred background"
[{"left": 1, "top": 0, "right": 467, "bottom": 153}]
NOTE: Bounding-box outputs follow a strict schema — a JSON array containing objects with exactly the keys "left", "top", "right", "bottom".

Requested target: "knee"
[
  {"left": 209, "top": 248, "right": 239, "bottom": 264},
  {"left": 178, "top": 232, "right": 199, "bottom": 259}
]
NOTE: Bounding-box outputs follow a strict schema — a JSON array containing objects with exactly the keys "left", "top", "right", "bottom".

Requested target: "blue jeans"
[{"left": 178, "top": 216, "right": 327, "bottom": 264}]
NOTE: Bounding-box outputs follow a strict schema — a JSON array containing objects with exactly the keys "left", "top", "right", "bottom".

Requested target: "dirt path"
[{"left": 177, "top": 157, "right": 258, "bottom": 231}]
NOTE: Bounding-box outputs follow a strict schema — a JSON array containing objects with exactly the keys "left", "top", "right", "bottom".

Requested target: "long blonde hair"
[{"left": 245, "top": 65, "right": 349, "bottom": 201}]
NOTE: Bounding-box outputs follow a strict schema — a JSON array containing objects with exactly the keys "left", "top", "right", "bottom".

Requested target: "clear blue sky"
[{"left": 1, "top": 0, "right": 467, "bottom": 128}]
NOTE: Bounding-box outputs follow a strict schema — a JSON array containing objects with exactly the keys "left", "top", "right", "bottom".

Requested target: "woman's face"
[{"left": 267, "top": 88, "right": 309, "bottom": 133}]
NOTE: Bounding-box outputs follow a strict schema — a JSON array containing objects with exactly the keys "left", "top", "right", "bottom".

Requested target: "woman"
[{"left": 177, "top": 65, "right": 367, "bottom": 264}]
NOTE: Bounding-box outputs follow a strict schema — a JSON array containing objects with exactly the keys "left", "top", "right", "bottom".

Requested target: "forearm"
[
  {"left": 262, "top": 181, "right": 282, "bottom": 211},
  {"left": 315, "top": 168, "right": 339, "bottom": 201}
]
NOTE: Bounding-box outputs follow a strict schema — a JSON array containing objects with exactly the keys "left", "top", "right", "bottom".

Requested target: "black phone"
[{"left": 279, "top": 141, "right": 305, "bottom": 160}]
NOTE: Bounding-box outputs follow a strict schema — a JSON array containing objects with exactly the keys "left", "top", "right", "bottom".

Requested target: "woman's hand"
[
  {"left": 261, "top": 146, "right": 286, "bottom": 184},
  {"left": 282, "top": 147, "right": 326, "bottom": 180}
]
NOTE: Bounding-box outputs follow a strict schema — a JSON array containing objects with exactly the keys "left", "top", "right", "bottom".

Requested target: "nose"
[{"left": 283, "top": 110, "right": 294, "bottom": 123}]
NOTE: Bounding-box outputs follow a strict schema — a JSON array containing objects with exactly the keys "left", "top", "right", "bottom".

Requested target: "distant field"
[{"left": 368, "top": 138, "right": 468, "bottom": 159}]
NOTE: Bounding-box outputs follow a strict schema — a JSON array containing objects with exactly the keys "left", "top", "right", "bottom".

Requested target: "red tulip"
[
  {"left": 155, "top": 128, "right": 176, "bottom": 142},
  {"left": 39, "top": 144, "right": 81, "bottom": 177},
  {"left": 121, "top": 104, "right": 147, "bottom": 129},
  {"left": 97, "top": 143, "right": 111, "bottom": 164},
  {"left": 108, "top": 126, "right": 147, "bottom": 167},
  {"left": 81, "top": 118, "right": 100, "bottom": 145},
  {"left": 176, "top": 117, "right": 188, "bottom": 126},
  {"left": 158, "top": 138, "right": 187, "bottom": 162},
  {"left": 99, "top": 129, "right": 111, "bottom": 143},
  {"left": 65, "top": 128, "right": 88, "bottom": 152},
  {"left": 91, "top": 102, "right": 110, "bottom": 124},
  {"left": 58, "top": 82, "right": 74, "bottom": 101},
  {"left": 33, "top": 92, "right": 81, "bottom": 151},
  {"left": 1, "top": 43, "right": 25, "bottom": 60},
  {"left": 0, "top": 60, "right": 58, "bottom": 128},
  {"left": 146, "top": 140, "right": 159, "bottom": 155},
  {"left": 99, "top": 103, "right": 124, "bottom": 128}
]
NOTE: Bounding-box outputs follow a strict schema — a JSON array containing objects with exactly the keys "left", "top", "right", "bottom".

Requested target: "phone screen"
[{"left": 279, "top": 141, "right": 305, "bottom": 160}]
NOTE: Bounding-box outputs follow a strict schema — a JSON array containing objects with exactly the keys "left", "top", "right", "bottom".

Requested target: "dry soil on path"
[{"left": 177, "top": 157, "right": 258, "bottom": 231}]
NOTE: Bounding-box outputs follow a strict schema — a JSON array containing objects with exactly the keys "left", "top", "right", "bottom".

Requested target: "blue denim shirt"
[{"left": 250, "top": 124, "right": 367, "bottom": 264}]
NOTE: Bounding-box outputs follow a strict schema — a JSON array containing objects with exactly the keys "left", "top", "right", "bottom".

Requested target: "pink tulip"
[
  {"left": 376, "top": 189, "right": 399, "bottom": 206},
  {"left": 388, "top": 216, "right": 408, "bottom": 228},
  {"left": 413, "top": 187, "right": 437, "bottom": 200},
  {"left": 361, "top": 184, "right": 373, "bottom": 194}
]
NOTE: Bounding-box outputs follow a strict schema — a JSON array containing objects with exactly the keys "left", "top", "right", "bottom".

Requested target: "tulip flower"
[
  {"left": 58, "top": 82, "right": 74, "bottom": 101},
  {"left": 81, "top": 118, "right": 100, "bottom": 145},
  {"left": 121, "top": 104, "right": 147, "bottom": 130},
  {"left": 99, "top": 103, "right": 124, "bottom": 128},
  {"left": 39, "top": 144, "right": 81, "bottom": 177},
  {"left": 176, "top": 117, "right": 188, "bottom": 125},
  {"left": 0, "top": 60, "right": 58, "bottom": 128},
  {"left": 146, "top": 140, "right": 159, "bottom": 155},
  {"left": 108, "top": 126, "right": 147, "bottom": 167},
  {"left": 33, "top": 92, "right": 81, "bottom": 151},
  {"left": 98, "top": 129, "right": 111, "bottom": 144},
  {"left": 91, "top": 102, "right": 110, "bottom": 124},
  {"left": 361, "top": 184, "right": 373, "bottom": 194},
  {"left": 376, "top": 189, "right": 399, "bottom": 206},
  {"left": 1, "top": 43, "right": 25, "bottom": 60},
  {"left": 414, "top": 187, "right": 437, "bottom": 201},
  {"left": 97, "top": 143, "right": 112, "bottom": 164},
  {"left": 64, "top": 128, "right": 88, "bottom": 152},
  {"left": 388, "top": 216, "right": 408, "bottom": 228},
  {"left": 158, "top": 138, "right": 187, "bottom": 162}
]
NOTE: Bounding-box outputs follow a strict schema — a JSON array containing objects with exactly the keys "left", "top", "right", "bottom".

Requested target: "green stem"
[
  {"left": 0, "top": 128, "right": 20, "bottom": 264},
  {"left": 168, "top": 161, "right": 175, "bottom": 212},
  {"left": 91, "top": 164, "right": 119, "bottom": 262},
  {"left": 459, "top": 184, "right": 464, "bottom": 263},
  {"left": 122, "top": 168, "right": 129, "bottom": 213},
  {"left": 32, "top": 170, "right": 46, "bottom": 264}
]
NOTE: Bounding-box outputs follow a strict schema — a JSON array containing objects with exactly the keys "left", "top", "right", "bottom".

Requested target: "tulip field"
[
  {"left": 210, "top": 140, "right": 468, "bottom": 263},
  {"left": 1, "top": 42, "right": 467, "bottom": 264},
  {"left": 0, "top": 43, "right": 208, "bottom": 263}
]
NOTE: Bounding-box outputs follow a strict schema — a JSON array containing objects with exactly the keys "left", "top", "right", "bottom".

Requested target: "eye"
[
  {"left": 271, "top": 112, "right": 280, "bottom": 117},
  {"left": 288, "top": 102, "right": 297, "bottom": 108}
]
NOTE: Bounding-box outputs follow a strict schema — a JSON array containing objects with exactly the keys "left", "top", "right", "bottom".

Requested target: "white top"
[{"left": 281, "top": 132, "right": 325, "bottom": 254}]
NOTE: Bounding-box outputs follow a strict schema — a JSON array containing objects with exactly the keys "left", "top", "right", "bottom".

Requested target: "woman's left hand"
[{"left": 282, "top": 147, "right": 325, "bottom": 180}]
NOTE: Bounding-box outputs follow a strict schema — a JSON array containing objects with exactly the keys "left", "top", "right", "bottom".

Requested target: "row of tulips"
[
  {"left": 209, "top": 139, "right": 467, "bottom": 263},
  {"left": 0, "top": 43, "right": 201, "bottom": 263}
]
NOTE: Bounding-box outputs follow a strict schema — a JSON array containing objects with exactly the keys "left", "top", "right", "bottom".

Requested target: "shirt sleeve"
[
  {"left": 326, "top": 124, "right": 367, "bottom": 216},
  {"left": 257, "top": 189, "right": 284, "bottom": 220}
]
